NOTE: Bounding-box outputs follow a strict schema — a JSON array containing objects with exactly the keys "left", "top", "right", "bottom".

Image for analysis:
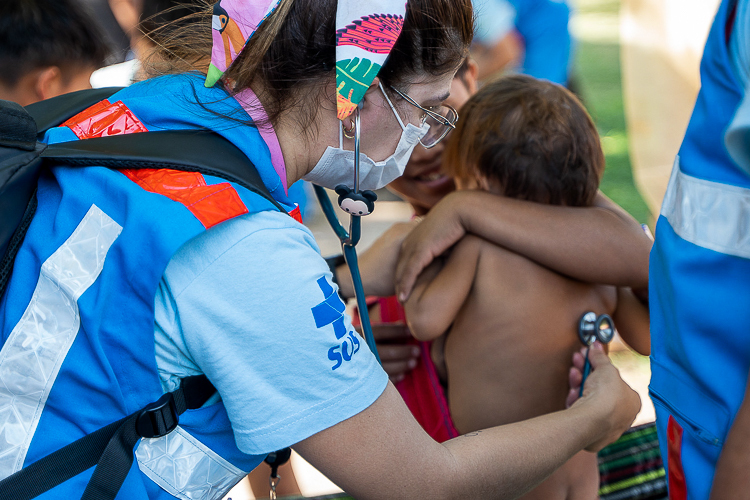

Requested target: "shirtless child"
[{"left": 403, "top": 75, "right": 650, "bottom": 500}]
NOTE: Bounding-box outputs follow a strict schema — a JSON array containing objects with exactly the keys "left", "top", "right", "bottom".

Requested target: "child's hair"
[
  {"left": 0, "top": 0, "right": 109, "bottom": 88},
  {"left": 444, "top": 74, "right": 604, "bottom": 206}
]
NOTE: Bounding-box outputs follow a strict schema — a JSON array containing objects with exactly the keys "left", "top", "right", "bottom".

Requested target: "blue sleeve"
[
  {"left": 154, "top": 211, "right": 388, "bottom": 455},
  {"left": 512, "top": 0, "right": 572, "bottom": 85}
]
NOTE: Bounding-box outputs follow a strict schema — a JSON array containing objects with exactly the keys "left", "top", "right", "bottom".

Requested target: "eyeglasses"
[{"left": 385, "top": 85, "right": 459, "bottom": 149}]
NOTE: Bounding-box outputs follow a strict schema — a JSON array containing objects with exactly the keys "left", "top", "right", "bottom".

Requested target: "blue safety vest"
[
  {"left": 0, "top": 77, "right": 300, "bottom": 499},
  {"left": 650, "top": 0, "right": 750, "bottom": 497}
]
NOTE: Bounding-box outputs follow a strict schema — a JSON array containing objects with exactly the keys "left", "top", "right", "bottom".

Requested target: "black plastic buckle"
[{"left": 136, "top": 393, "right": 179, "bottom": 438}]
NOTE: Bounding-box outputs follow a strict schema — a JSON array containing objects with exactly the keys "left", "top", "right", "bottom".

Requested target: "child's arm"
[
  {"left": 403, "top": 235, "right": 483, "bottom": 341},
  {"left": 612, "top": 287, "right": 650, "bottom": 356}
]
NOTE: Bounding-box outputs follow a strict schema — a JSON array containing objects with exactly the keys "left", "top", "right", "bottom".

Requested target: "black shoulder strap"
[
  {"left": 42, "top": 130, "right": 284, "bottom": 211},
  {"left": 0, "top": 375, "right": 216, "bottom": 500},
  {"left": 25, "top": 87, "right": 123, "bottom": 135}
]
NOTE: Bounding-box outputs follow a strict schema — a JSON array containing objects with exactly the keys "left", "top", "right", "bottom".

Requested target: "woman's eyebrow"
[{"left": 424, "top": 91, "right": 451, "bottom": 106}]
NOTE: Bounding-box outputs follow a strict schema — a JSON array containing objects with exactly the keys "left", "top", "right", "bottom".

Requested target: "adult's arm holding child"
[{"left": 395, "top": 190, "right": 652, "bottom": 301}]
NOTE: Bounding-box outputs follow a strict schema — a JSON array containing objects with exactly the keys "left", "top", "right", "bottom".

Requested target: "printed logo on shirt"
[{"left": 311, "top": 276, "right": 361, "bottom": 370}]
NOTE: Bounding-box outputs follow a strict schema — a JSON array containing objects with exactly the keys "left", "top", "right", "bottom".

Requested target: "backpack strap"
[
  {"left": 42, "top": 130, "right": 284, "bottom": 210},
  {"left": 0, "top": 375, "right": 216, "bottom": 500},
  {"left": 24, "top": 87, "right": 123, "bottom": 135}
]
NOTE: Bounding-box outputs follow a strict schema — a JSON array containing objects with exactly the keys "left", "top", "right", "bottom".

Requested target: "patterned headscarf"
[{"left": 205, "top": 0, "right": 407, "bottom": 120}]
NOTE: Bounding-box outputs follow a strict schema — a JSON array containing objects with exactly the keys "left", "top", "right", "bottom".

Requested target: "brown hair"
[
  {"left": 148, "top": 0, "right": 473, "bottom": 130},
  {"left": 443, "top": 74, "right": 604, "bottom": 206}
]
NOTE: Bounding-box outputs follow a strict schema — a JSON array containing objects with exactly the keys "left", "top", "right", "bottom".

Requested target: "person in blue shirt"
[
  {"left": 0, "top": 1, "right": 639, "bottom": 499},
  {"left": 649, "top": 0, "right": 750, "bottom": 497},
  {"left": 472, "top": 0, "right": 572, "bottom": 85}
]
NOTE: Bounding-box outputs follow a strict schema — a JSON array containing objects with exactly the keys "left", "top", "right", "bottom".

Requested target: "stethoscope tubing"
[{"left": 313, "top": 105, "right": 381, "bottom": 365}]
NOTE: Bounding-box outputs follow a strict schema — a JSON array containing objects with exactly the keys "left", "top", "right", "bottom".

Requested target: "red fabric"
[
  {"left": 667, "top": 415, "right": 688, "bottom": 500},
  {"left": 288, "top": 206, "right": 303, "bottom": 224},
  {"left": 121, "top": 169, "right": 249, "bottom": 229},
  {"left": 395, "top": 340, "right": 459, "bottom": 442},
  {"left": 356, "top": 295, "right": 459, "bottom": 442},
  {"left": 63, "top": 100, "right": 148, "bottom": 139}
]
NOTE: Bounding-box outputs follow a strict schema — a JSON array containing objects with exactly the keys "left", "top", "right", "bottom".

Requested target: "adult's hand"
[
  {"left": 395, "top": 193, "right": 466, "bottom": 301},
  {"left": 370, "top": 323, "right": 420, "bottom": 383},
  {"left": 566, "top": 343, "right": 641, "bottom": 452},
  {"left": 337, "top": 220, "right": 418, "bottom": 299},
  {"left": 395, "top": 190, "right": 652, "bottom": 301},
  {"left": 297, "top": 351, "right": 640, "bottom": 500}
]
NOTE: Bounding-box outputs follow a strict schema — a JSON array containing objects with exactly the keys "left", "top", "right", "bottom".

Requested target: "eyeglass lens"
[{"left": 421, "top": 107, "right": 457, "bottom": 148}]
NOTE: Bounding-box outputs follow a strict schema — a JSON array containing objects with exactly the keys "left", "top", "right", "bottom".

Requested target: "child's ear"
[{"left": 34, "top": 66, "right": 64, "bottom": 102}]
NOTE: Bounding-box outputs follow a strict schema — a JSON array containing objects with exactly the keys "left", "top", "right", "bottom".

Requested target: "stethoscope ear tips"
[{"left": 578, "top": 311, "right": 615, "bottom": 346}]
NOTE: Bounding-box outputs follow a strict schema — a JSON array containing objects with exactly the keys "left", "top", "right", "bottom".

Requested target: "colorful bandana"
[
  {"left": 205, "top": 0, "right": 282, "bottom": 87},
  {"left": 205, "top": 0, "right": 407, "bottom": 121},
  {"left": 335, "top": 1, "right": 407, "bottom": 119}
]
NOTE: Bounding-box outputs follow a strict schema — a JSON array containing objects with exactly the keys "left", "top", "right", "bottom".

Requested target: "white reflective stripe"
[
  {"left": 136, "top": 426, "right": 246, "bottom": 500},
  {"left": 0, "top": 205, "right": 121, "bottom": 480},
  {"left": 661, "top": 156, "right": 750, "bottom": 259}
]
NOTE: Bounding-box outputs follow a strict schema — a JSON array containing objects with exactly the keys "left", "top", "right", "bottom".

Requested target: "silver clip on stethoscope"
[
  {"left": 313, "top": 103, "right": 382, "bottom": 364},
  {"left": 577, "top": 311, "right": 614, "bottom": 396}
]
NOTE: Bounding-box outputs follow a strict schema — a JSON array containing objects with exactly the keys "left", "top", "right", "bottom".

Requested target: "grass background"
[{"left": 570, "top": 0, "right": 653, "bottom": 224}]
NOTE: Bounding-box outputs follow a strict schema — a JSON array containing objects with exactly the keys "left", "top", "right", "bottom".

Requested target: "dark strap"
[
  {"left": 25, "top": 88, "right": 123, "bottom": 135},
  {"left": 0, "top": 375, "right": 215, "bottom": 500},
  {"left": 41, "top": 130, "right": 283, "bottom": 211}
]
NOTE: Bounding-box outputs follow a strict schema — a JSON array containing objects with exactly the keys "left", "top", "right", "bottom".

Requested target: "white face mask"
[{"left": 304, "top": 87, "right": 429, "bottom": 191}]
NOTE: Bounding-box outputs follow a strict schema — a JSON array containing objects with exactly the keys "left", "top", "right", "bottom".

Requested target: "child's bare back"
[
  {"left": 451, "top": 235, "right": 613, "bottom": 498},
  {"left": 403, "top": 75, "right": 650, "bottom": 499},
  {"left": 407, "top": 233, "right": 611, "bottom": 499}
]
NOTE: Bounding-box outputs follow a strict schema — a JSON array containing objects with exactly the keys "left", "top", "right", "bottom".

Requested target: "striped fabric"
[{"left": 598, "top": 422, "right": 668, "bottom": 500}]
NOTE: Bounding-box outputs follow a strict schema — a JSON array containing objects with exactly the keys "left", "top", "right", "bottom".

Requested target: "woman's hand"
[{"left": 566, "top": 343, "right": 641, "bottom": 452}]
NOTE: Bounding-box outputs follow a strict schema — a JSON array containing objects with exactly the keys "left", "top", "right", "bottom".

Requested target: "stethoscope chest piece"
[
  {"left": 578, "top": 311, "right": 614, "bottom": 346},
  {"left": 578, "top": 311, "right": 598, "bottom": 346},
  {"left": 577, "top": 311, "right": 615, "bottom": 397}
]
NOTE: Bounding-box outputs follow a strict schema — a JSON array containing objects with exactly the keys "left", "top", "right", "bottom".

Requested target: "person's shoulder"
[{"left": 164, "top": 210, "right": 319, "bottom": 295}]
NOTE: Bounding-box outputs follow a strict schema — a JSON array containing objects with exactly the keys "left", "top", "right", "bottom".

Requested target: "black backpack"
[
  {"left": 0, "top": 88, "right": 284, "bottom": 299},
  {"left": 0, "top": 89, "right": 287, "bottom": 500}
]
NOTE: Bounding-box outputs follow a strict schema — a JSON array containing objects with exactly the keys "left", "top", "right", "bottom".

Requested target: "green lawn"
[{"left": 571, "top": 0, "right": 653, "bottom": 224}]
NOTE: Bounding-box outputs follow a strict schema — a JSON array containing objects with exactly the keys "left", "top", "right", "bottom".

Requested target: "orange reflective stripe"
[
  {"left": 63, "top": 100, "right": 148, "bottom": 139},
  {"left": 667, "top": 415, "right": 688, "bottom": 500},
  {"left": 288, "top": 206, "right": 303, "bottom": 224},
  {"left": 121, "top": 169, "right": 249, "bottom": 229},
  {"left": 62, "top": 98, "right": 294, "bottom": 227}
]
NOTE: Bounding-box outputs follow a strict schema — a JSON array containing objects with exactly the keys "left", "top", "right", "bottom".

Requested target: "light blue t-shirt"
[{"left": 153, "top": 210, "right": 388, "bottom": 455}]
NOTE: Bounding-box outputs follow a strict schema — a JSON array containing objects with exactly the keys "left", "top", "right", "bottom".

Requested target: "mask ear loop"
[{"left": 379, "top": 81, "right": 406, "bottom": 131}]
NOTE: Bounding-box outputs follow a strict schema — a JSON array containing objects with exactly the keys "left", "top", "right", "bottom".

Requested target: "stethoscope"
[
  {"left": 313, "top": 104, "right": 382, "bottom": 364},
  {"left": 577, "top": 311, "right": 614, "bottom": 396}
]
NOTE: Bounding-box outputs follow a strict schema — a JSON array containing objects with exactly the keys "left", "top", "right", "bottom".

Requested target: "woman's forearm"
[{"left": 296, "top": 348, "right": 639, "bottom": 500}]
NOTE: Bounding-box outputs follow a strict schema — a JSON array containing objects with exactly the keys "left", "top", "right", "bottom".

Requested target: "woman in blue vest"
[
  {"left": 649, "top": 0, "right": 750, "bottom": 497},
  {"left": 0, "top": 0, "right": 640, "bottom": 498}
]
